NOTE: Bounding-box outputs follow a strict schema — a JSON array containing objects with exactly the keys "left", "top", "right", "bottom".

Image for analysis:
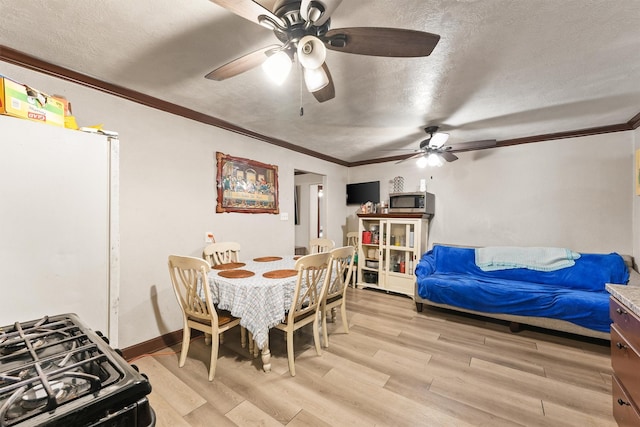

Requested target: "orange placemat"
[
  {"left": 218, "top": 269, "right": 255, "bottom": 279},
  {"left": 212, "top": 262, "right": 246, "bottom": 270},
  {"left": 253, "top": 256, "right": 283, "bottom": 262},
  {"left": 263, "top": 269, "right": 298, "bottom": 279}
]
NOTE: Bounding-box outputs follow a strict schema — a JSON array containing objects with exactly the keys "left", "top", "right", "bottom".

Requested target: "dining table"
[{"left": 206, "top": 255, "right": 301, "bottom": 372}]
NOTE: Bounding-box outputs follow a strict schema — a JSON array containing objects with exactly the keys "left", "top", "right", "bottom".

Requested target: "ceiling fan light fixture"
[
  {"left": 303, "top": 66, "right": 329, "bottom": 91},
  {"left": 427, "top": 153, "right": 445, "bottom": 167},
  {"left": 297, "top": 35, "right": 327, "bottom": 70},
  {"left": 305, "top": 1, "right": 325, "bottom": 23},
  {"left": 262, "top": 51, "right": 292, "bottom": 85},
  {"left": 301, "top": 0, "right": 343, "bottom": 26},
  {"left": 416, "top": 156, "right": 428, "bottom": 168}
]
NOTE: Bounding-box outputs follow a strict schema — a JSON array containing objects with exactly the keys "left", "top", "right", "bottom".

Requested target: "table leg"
[
  {"left": 248, "top": 332, "right": 255, "bottom": 358},
  {"left": 261, "top": 335, "right": 271, "bottom": 373}
]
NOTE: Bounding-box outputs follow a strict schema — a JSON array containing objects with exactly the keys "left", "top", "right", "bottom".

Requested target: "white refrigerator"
[{"left": 0, "top": 114, "right": 119, "bottom": 345}]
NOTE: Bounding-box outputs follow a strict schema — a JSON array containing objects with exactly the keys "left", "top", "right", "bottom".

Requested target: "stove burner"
[
  {"left": 0, "top": 336, "right": 46, "bottom": 358},
  {"left": 20, "top": 380, "right": 65, "bottom": 410},
  {"left": 16, "top": 362, "right": 52, "bottom": 383},
  {"left": 20, "top": 377, "right": 90, "bottom": 410},
  {"left": 0, "top": 314, "right": 154, "bottom": 427}
]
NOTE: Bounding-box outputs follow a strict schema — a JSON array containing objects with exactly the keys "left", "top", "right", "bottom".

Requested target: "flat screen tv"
[{"left": 346, "top": 181, "right": 380, "bottom": 205}]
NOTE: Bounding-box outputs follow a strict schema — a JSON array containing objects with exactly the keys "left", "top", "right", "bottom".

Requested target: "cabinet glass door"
[
  {"left": 360, "top": 218, "right": 381, "bottom": 286},
  {"left": 386, "top": 221, "right": 416, "bottom": 277}
]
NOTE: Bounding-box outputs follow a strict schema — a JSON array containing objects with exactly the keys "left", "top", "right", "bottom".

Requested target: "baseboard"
[{"left": 121, "top": 329, "right": 187, "bottom": 361}]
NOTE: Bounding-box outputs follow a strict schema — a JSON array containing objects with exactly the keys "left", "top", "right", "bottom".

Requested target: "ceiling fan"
[
  {"left": 396, "top": 126, "right": 497, "bottom": 167},
  {"left": 205, "top": 0, "right": 441, "bottom": 103}
]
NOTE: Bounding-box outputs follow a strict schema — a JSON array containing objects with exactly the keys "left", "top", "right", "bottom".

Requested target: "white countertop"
[{"left": 606, "top": 284, "right": 640, "bottom": 317}]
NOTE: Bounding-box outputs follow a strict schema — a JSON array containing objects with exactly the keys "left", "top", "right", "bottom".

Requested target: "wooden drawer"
[
  {"left": 611, "top": 324, "right": 640, "bottom": 407},
  {"left": 610, "top": 297, "right": 640, "bottom": 350},
  {"left": 613, "top": 375, "right": 640, "bottom": 427}
]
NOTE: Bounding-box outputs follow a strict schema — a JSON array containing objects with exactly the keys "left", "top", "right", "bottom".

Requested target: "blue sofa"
[{"left": 414, "top": 244, "right": 639, "bottom": 339}]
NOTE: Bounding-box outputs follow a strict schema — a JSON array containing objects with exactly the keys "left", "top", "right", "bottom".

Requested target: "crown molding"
[{"left": 1, "top": 45, "right": 637, "bottom": 168}]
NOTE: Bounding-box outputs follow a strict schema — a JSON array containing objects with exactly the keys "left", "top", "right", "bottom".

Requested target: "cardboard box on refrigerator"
[{"left": 0, "top": 76, "right": 64, "bottom": 127}]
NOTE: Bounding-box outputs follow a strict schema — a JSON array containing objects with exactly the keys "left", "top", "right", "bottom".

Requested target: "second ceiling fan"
[
  {"left": 397, "top": 126, "right": 497, "bottom": 167},
  {"left": 205, "top": 0, "right": 441, "bottom": 102}
]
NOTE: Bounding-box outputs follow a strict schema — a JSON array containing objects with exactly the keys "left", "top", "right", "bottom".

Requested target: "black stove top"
[{"left": 0, "top": 314, "right": 153, "bottom": 426}]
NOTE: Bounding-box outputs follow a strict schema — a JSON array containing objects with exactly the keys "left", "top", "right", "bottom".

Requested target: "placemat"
[
  {"left": 263, "top": 269, "right": 298, "bottom": 279},
  {"left": 212, "top": 262, "right": 246, "bottom": 270},
  {"left": 293, "top": 256, "right": 301, "bottom": 260},
  {"left": 218, "top": 269, "right": 255, "bottom": 279},
  {"left": 253, "top": 256, "right": 283, "bottom": 262}
]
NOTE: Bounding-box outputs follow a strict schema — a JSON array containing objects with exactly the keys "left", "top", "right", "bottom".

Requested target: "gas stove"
[{"left": 0, "top": 314, "right": 154, "bottom": 426}]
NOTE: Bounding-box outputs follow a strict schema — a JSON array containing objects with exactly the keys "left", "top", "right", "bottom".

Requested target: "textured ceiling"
[{"left": 1, "top": 0, "right": 639, "bottom": 164}]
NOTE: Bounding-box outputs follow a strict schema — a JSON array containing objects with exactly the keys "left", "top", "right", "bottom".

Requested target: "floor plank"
[
  {"left": 139, "top": 287, "right": 616, "bottom": 426},
  {"left": 134, "top": 357, "right": 206, "bottom": 416}
]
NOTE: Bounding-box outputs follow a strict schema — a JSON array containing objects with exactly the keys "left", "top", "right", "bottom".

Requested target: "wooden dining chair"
[
  {"left": 168, "top": 255, "right": 241, "bottom": 381},
  {"left": 202, "top": 242, "right": 253, "bottom": 351},
  {"left": 321, "top": 246, "right": 355, "bottom": 348},
  {"left": 274, "top": 252, "right": 331, "bottom": 376},
  {"left": 203, "top": 241, "right": 241, "bottom": 267},
  {"left": 309, "top": 238, "right": 335, "bottom": 254},
  {"left": 346, "top": 231, "right": 359, "bottom": 287}
]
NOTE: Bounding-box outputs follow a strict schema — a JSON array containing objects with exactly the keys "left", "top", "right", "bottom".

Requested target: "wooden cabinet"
[
  {"left": 610, "top": 296, "right": 640, "bottom": 426},
  {"left": 356, "top": 213, "right": 429, "bottom": 298}
]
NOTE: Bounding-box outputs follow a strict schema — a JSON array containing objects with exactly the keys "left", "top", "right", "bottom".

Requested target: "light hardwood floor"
[{"left": 134, "top": 287, "right": 616, "bottom": 426}]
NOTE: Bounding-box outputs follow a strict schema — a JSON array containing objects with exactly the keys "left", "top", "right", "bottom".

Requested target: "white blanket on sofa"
[{"left": 475, "top": 246, "right": 581, "bottom": 272}]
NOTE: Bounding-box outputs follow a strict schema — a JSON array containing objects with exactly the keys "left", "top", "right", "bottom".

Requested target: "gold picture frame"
[{"left": 216, "top": 152, "right": 279, "bottom": 214}]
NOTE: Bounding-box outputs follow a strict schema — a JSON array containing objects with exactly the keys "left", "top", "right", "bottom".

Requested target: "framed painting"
[{"left": 216, "top": 152, "right": 279, "bottom": 214}]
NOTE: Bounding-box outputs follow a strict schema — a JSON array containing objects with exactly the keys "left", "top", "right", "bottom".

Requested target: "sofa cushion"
[
  {"left": 426, "top": 245, "right": 629, "bottom": 292},
  {"left": 415, "top": 272, "right": 611, "bottom": 332}
]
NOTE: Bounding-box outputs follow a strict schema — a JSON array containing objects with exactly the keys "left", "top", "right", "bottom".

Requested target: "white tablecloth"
[{"left": 207, "top": 256, "right": 299, "bottom": 349}]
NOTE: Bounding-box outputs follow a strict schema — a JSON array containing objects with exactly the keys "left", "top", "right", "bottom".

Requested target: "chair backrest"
[
  {"left": 309, "top": 238, "right": 335, "bottom": 254},
  {"left": 286, "top": 252, "right": 331, "bottom": 322},
  {"left": 346, "top": 231, "right": 359, "bottom": 248},
  {"left": 325, "top": 246, "right": 355, "bottom": 301},
  {"left": 203, "top": 241, "right": 241, "bottom": 266},
  {"left": 168, "top": 255, "right": 217, "bottom": 324}
]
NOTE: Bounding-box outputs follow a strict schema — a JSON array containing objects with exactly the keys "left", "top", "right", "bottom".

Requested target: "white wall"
[
  {"left": 633, "top": 126, "right": 640, "bottom": 266},
  {"left": 2, "top": 63, "right": 348, "bottom": 348},
  {"left": 349, "top": 132, "right": 635, "bottom": 254}
]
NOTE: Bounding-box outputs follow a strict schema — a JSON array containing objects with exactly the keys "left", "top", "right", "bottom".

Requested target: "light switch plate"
[{"left": 280, "top": 212, "right": 289, "bottom": 221}]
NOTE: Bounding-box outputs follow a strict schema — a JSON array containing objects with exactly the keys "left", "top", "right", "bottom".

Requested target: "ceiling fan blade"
[
  {"left": 395, "top": 152, "right": 425, "bottom": 164},
  {"left": 301, "top": 0, "right": 343, "bottom": 26},
  {"left": 448, "top": 139, "right": 497, "bottom": 153},
  {"left": 205, "top": 45, "right": 280, "bottom": 81},
  {"left": 323, "top": 27, "right": 440, "bottom": 57},
  {"left": 209, "top": 0, "right": 285, "bottom": 27},
  {"left": 441, "top": 151, "right": 459, "bottom": 162},
  {"left": 428, "top": 132, "right": 449, "bottom": 149},
  {"left": 312, "top": 63, "right": 335, "bottom": 103}
]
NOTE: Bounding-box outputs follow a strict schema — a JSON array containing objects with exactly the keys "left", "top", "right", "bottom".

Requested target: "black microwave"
[{"left": 388, "top": 192, "right": 435, "bottom": 215}]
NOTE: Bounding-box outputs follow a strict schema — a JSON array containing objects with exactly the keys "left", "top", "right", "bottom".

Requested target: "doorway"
[{"left": 294, "top": 170, "right": 326, "bottom": 254}]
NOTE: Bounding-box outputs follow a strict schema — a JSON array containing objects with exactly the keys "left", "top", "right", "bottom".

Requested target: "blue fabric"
[
  {"left": 415, "top": 245, "right": 630, "bottom": 333},
  {"left": 425, "top": 245, "right": 628, "bottom": 292}
]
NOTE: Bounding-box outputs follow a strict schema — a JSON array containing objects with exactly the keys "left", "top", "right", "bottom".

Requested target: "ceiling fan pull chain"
[{"left": 299, "top": 62, "right": 304, "bottom": 117}]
